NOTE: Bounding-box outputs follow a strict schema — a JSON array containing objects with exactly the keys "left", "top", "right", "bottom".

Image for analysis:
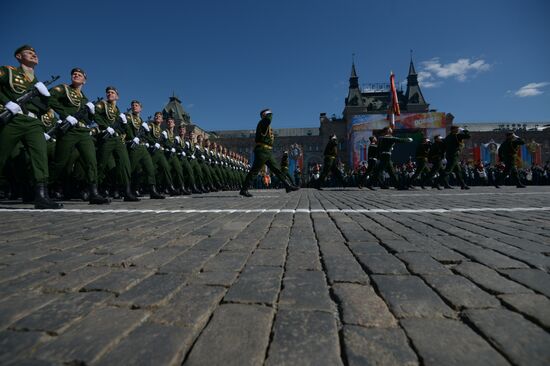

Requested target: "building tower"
[{"left": 404, "top": 54, "right": 429, "bottom": 113}]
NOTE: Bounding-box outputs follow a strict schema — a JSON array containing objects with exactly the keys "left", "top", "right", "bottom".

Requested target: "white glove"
[
  {"left": 86, "top": 102, "right": 95, "bottom": 114},
  {"left": 145, "top": 143, "right": 150, "bottom": 148},
  {"left": 205, "top": 148, "right": 209, "bottom": 153},
  {"left": 191, "top": 155, "right": 196, "bottom": 159},
  {"left": 201, "top": 154, "right": 205, "bottom": 160},
  {"left": 141, "top": 122, "right": 150, "bottom": 131},
  {"left": 407, "top": 138, "right": 413, "bottom": 142},
  {"left": 154, "top": 143, "right": 161, "bottom": 149},
  {"left": 161, "top": 131, "right": 168, "bottom": 139},
  {"left": 5, "top": 101, "right": 22, "bottom": 115},
  {"left": 34, "top": 82, "right": 50, "bottom": 97},
  {"left": 106, "top": 127, "right": 115, "bottom": 135},
  {"left": 458, "top": 128, "right": 464, "bottom": 132},
  {"left": 181, "top": 151, "right": 186, "bottom": 157},
  {"left": 118, "top": 113, "right": 127, "bottom": 124},
  {"left": 175, "top": 136, "right": 181, "bottom": 143},
  {"left": 65, "top": 115, "right": 78, "bottom": 126},
  {"left": 185, "top": 141, "right": 190, "bottom": 147},
  {"left": 171, "top": 148, "right": 176, "bottom": 153},
  {"left": 133, "top": 137, "right": 140, "bottom": 144},
  {"left": 442, "top": 159, "right": 447, "bottom": 165},
  {"left": 44, "top": 133, "right": 51, "bottom": 141}
]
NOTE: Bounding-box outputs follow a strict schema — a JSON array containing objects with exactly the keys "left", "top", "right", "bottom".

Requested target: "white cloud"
[
  {"left": 417, "top": 70, "right": 442, "bottom": 88},
  {"left": 514, "top": 82, "right": 550, "bottom": 97},
  {"left": 419, "top": 57, "right": 491, "bottom": 84}
]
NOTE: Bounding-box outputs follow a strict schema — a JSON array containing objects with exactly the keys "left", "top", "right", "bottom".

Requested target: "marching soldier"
[
  {"left": 442, "top": 125, "right": 470, "bottom": 189},
  {"left": 316, "top": 134, "right": 344, "bottom": 189},
  {"left": 164, "top": 117, "right": 190, "bottom": 195},
  {"left": 239, "top": 108, "right": 299, "bottom": 197},
  {"left": 176, "top": 126, "right": 200, "bottom": 193},
  {"left": 125, "top": 100, "right": 164, "bottom": 199},
  {"left": 48, "top": 68, "right": 110, "bottom": 204},
  {"left": 187, "top": 131, "right": 206, "bottom": 193},
  {"left": 496, "top": 132, "right": 526, "bottom": 188},
  {"left": 409, "top": 137, "right": 432, "bottom": 189},
  {"left": 195, "top": 134, "right": 216, "bottom": 192},
  {"left": 426, "top": 134, "right": 446, "bottom": 189},
  {"left": 364, "top": 136, "right": 378, "bottom": 190},
  {"left": 149, "top": 112, "right": 178, "bottom": 195},
  {"left": 373, "top": 126, "right": 413, "bottom": 189},
  {"left": 280, "top": 151, "right": 294, "bottom": 185},
  {"left": 0, "top": 45, "right": 62, "bottom": 209},
  {"left": 94, "top": 86, "right": 139, "bottom": 201}
]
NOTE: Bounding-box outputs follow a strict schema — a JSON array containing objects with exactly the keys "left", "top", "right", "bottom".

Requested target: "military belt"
[{"left": 256, "top": 143, "right": 272, "bottom": 150}]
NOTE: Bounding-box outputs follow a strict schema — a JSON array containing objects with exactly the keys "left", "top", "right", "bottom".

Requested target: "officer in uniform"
[
  {"left": 176, "top": 126, "right": 199, "bottom": 193},
  {"left": 239, "top": 108, "right": 299, "bottom": 197},
  {"left": 364, "top": 135, "right": 378, "bottom": 190},
  {"left": 125, "top": 100, "right": 164, "bottom": 199},
  {"left": 94, "top": 86, "right": 138, "bottom": 201},
  {"left": 442, "top": 125, "right": 470, "bottom": 189},
  {"left": 48, "top": 68, "right": 110, "bottom": 204},
  {"left": 409, "top": 137, "right": 432, "bottom": 189},
  {"left": 149, "top": 112, "right": 178, "bottom": 195},
  {"left": 0, "top": 45, "right": 62, "bottom": 209},
  {"left": 164, "top": 117, "right": 190, "bottom": 195},
  {"left": 425, "top": 135, "right": 445, "bottom": 189},
  {"left": 316, "top": 134, "right": 344, "bottom": 189},
  {"left": 280, "top": 151, "right": 294, "bottom": 185},
  {"left": 195, "top": 134, "right": 216, "bottom": 192},
  {"left": 374, "top": 126, "right": 413, "bottom": 189},
  {"left": 496, "top": 132, "right": 526, "bottom": 188}
]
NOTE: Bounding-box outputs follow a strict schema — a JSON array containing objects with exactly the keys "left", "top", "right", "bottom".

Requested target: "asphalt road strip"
[{"left": 0, "top": 207, "right": 549, "bottom": 214}]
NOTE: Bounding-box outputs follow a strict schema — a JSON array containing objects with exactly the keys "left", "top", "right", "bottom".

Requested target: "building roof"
[{"left": 162, "top": 92, "right": 191, "bottom": 125}]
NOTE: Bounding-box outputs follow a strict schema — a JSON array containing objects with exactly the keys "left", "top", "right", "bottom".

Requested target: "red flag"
[{"left": 387, "top": 72, "right": 400, "bottom": 128}]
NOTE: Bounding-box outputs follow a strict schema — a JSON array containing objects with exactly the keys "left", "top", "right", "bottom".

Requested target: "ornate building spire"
[{"left": 405, "top": 52, "right": 429, "bottom": 112}]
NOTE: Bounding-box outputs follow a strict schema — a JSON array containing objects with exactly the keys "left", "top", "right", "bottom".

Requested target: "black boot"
[
  {"left": 181, "top": 185, "right": 191, "bottom": 195},
  {"left": 284, "top": 178, "right": 300, "bottom": 193},
  {"left": 123, "top": 184, "right": 140, "bottom": 202},
  {"left": 149, "top": 185, "right": 165, "bottom": 199},
  {"left": 89, "top": 184, "right": 110, "bottom": 204},
  {"left": 168, "top": 185, "right": 180, "bottom": 196},
  {"left": 191, "top": 184, "right": 202, "bottom": 194},
  {"left": 239, "top": 187, "right": 253, "bottom": 197},
  {"left": 34, "top": 183, "right": 63, "bottom": 209}
]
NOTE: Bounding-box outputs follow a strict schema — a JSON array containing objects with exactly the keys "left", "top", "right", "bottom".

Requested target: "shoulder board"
[
  {"left": 52, "top": 84, "right": 65, "bottom": 93},
  {"left": 96, "top": 102, "right": 104, "bottom": 109}
]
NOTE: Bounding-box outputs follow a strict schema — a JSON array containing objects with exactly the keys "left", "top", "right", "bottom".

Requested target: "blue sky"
[{"left": 2, "top": 0, "right": 549, "bottom": 130}]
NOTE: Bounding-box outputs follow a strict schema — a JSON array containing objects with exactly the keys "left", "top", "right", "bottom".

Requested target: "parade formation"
[{"left": 0, "top": 45, "right": 532, "bottom": 210}]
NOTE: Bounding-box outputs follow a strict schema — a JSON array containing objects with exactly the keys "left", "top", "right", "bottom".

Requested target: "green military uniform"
[
  {"left": 195, "top": 142, "right": 215, "bottom": 191},
  {"left": 442, "top": 128, "right": 470, "bottom": 189},
  {"left": 94, "top": 99, "right": 134, "bottom": 195},
  {"left": 125, "top": 112, "right": 157, "bottom": 186},
  {"left": 176, "top": 137, "right": 198, "bottom": 192},
  {"left": 240, "top": 113, "right": 297, "bottom": 196},
  {"left": 375, "top": 133, "right": 412, "bottom": 189},
  {"left": 186, "top": 140, "right": 206, "bottom": 192},
  {"left": 317, "top": 137, "right": 343, "bottom": 188},
  {"left": 426, "top": 139, "right": 445, "bottom": 189},
  {"left": 497, "top": 134, "right": 525, "bottom": 188},
  {"left": 410, "top": 140, "right": 431, "bottom": 188},
  {"left": 0, "top": 61, "right": 62, "bottom": 209},
  {"left": 280, "top": 152, "right": 294, "bottom": 184},
  {"left": 149, "top": 123, "right": 176, "bottom": 193},
  {"left": 365, "top": 141, "right": 378, "bottom": 188},
  {"left": 48, "top": 84, "right": 100, "bottom": 188},
  {"left": 164, "top": 128, "right": 188, "bottom": 194}
]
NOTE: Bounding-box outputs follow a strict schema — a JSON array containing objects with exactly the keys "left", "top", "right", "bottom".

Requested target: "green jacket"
[
  {"left": 378, "top": 135, "right": 410, "bottom": 155},
  {"left": 0, "top": 65, "right": 49, "bottom": 118},
  {"left": 49, "top": 83, "right": 90, "bottom": 131},
  {"left": 324, "top": 140, "right": 338, "bottom": 158},
  {"left": 498, "top": 138, "right": 524, "bottom": 161},
  {"left": 255, "top": 117, "right": 273, "bottom": 147},
  {"left": 444, "top": 130, "right": 470, "bottom": 157}
]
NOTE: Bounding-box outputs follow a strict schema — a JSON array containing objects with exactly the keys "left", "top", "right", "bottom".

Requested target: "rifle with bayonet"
[
  {"left": 129, "top": 121, "right": 151, "bottom": 149},
  {"left": 99, "top": 102, "right": 128, "bottom": 140},
  {"left": 47, "top": 96, "right": 100, "bottom": 138},
  {"left": 0, "top": 75, "right": 60, "bottom": 125}
]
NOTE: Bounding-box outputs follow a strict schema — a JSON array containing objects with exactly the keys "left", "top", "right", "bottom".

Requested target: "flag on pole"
[{"left": 387, "top": 71, "right": 400, "bottom": 128}]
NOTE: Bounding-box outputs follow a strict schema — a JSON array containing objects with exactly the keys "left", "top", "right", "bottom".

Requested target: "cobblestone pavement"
[{"left": 1, "top": 187, "right": 549, "bottom": 366}]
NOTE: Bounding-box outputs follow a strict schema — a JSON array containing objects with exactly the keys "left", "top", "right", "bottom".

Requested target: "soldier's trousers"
[
  {"left": 410, "top": 158, "right": 429, "bottom": 185},
  {"left": 242, "top": 147, "right": 289, "bottom": 189},
  {"left": 498, "top": 160, "right": 521, "bottom": 186},
  {"left": 189, "top": 159, "right": 204, "bottom": 188},
  {"left": 52, "top": 129, "right": 98, "bottom": 185},
  {"left": 318, "top": 156, "right": 343, "bottom": 186},
  {"left": 426, "top": 159, "right": 444, "bottom": 186},
  {"left": 151, "top": 149, "right": 173, "bottom": 187},
  {"left": 168, "top": 154, "right": 185, "bottom": 188},
  {"left": 180, "top": 157, "right": 196, "bottom": 187},
  {"left": 281, "top": 166, "right": 294, "bottom": 184},
  {"left": 443, "top": 154, "right": 466, "bottom": 187},
  {"left": 375, "top": 154, "right": 398, "bottom": 187},
  {"left": 0, "top": 116, "right": 49, "bottom": 183},
  {"left": 129, "top": 145, "right": 156, "bottom": 185},
  {"left": 97, "top": 137, "right": 131, "bottom": 186}
]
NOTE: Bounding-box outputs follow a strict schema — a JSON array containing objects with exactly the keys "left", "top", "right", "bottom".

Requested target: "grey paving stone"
[
  {"left": 372, "top": 275, "right": 455, "bottom": 318},
  {"left": 10, "top": 292, "right": 111, "bottom": 334},
  {"left": 422, "top": 274, "right": 501, "bottom": 309},
  {"left": 224, "top": 266, "right": 283, "bottom": 305},
  {"left": 247, "top": 248, "right": 286, "bottom": 267},
  {"left": 460, "top": 248, "right": 530, "bottom": 269},
  {"left": 151, "top": 285, "right": 225, "bottom": 330},
  {"left": 81, "top": 268, "right": 153, "bottom": 294},
  {"left": 201, "top": 251, "right": 250, "bottom": 272},
  {"left": 343, "top": 325, "right": 418, "bottom": 366},
  {"left": 332, "top": 283, "right": 397, "bottom": 327},
  {"left": 347, "top": 241, "right": 390, "bottom": 255},
  {"left": 131, "top": 247, "right": 186, "bottom": 268},
  {"left": 498, "top": 268, "right": 550, "bottom": 297},
  {"left": 0, "top": 270, "right": 58, "bottom": 295},
  {"left": 113, "top": 273, "right": 186, "bottom": 309},
  {"left": 464, "top": 308, "right": 550, "bottom": 366},
  {"left": 32, "top": 307, "right": 148, "bottom": 364},
  {"left": 355, "top": 253, "right": 409, "bottom": 275},
  {"left": 279, "top": 270, "right": 335, "bottom": 312},
  {"left": 381, "top": 239, "right": 422, "bottom": 253},
  {"left": 454, "top": 262, "right": 533, "bottom": 294},
  {"left": 285, "top": 249, "right": 322, "bottom": 271},
  {"left": 184, "top": 304, "right": 274, "bottom": 366},
  {"left": 0, "top": 293, "right": 58, "bottom": 330},
  {"left": 94, "top": 322, "right": 193, "bottom": 366},
  {"left": 266, "top": 310, "right": 343, "bottom": 366},
  {"left": 0, "top": 330, "right": 51, "bottom": 365},
  {"left": 321, "top": 253, "right": 370, "bottom": 284},
  {"left": 499, "top": 293, "right": 550, "bottom": 329},
  {"left": 401, "top": 318, "right": 509, "bottom": 366},
  {"left": 397, "top": 252, "right": 453, "bottom": 275},
  {"left": 158, "top": 250, "right": 215, "bottom": 273},
  {"left": 187, "top": 270, "right": 239, "bottom": 287}
]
